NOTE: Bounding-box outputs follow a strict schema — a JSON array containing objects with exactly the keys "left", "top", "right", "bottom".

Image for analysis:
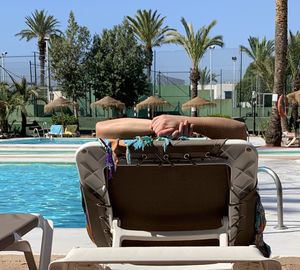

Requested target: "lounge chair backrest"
[
  {"left": 65, "top": 125, "right": 77, "bottom": 134},
  {"left": 50, "top": 124, "right": 63, "bottom": 134},
  {"left": 76, "top": 139, "right": 258, "bottom": 248},
  {"left": 109, "top": 163, "right": 229, "bottom": 231}
]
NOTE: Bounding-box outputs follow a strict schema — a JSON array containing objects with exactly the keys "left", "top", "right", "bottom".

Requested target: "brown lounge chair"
[
  {"left": 0, "top": 213, "right": 53, "bottom": 270},
  {"left": 50, "top": 139, "right": 281, "bottom": 270}
]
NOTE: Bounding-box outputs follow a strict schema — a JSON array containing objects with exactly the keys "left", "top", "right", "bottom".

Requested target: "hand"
[
  {"left": 151, "top": 115, "right": 193, "bottom": 138},
  {"left": 171, "top": 121, "right": 194, "bottom": 138}
]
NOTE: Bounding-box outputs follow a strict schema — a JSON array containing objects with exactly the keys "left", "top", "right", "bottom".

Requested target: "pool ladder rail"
[{"left": 33, "top": 128, "right": 41, "bottom": 139}]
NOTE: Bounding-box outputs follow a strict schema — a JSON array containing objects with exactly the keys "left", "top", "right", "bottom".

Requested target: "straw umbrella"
[
  {"left": 182, "top": 96, "right": 216, "bottom": 115},
  {"left": 44, "top": 97, "right": 75, "bottom": 128},
  {"left": 136, "top": 96, "right": 171, "bottom": 118},
  {"left": 91, "top": 96, "right": 125, "bottom": 118}
]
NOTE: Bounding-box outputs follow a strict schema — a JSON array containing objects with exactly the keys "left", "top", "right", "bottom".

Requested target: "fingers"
[
  {"left": 156, "top": 128, "right": 176, "bottom": 137},
  {"left": 177, "top": 120, "right": 189, "bottom": 137},
  {"left": 183, "top": 120, "right": 188, "bottom": 136},
  {"left": 171, "top": 130, "right": 179, "bottom": 139},
  {"left": 151, "top": 116, "right": 193, "bottom": 139},
  {"left": 153, "top": 121, "right": 194, "bottom": 138},
  {"left": 172, "top": 121, "right": 193, "bottom": 139},
  {"left": 178, "top": 122, "right": 184, "bottom": 135}
]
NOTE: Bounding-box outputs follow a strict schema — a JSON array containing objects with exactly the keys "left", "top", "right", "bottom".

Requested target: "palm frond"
[
  {"left": 167, "top": 17, "right": 223, "bottom": 69},
  {"left": 126, "top": 9, "right": 173, "bottom": 48}
]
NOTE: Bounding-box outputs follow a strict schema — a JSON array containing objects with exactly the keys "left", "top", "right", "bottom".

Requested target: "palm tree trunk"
[
  {"left": 21, "top": 111, "right": 27, "bottom": 136},
  {"left": 73, "top": 94, "right": 79, "bottom": 121},
  {"left": 38, "top": 39, "right": 46, "bottom": 86},
  {"left": 0, "top": 109, "right": 8, "bottom": 133},
  {"left": 265, "top": 0, "right": 288, "bottom": 146},
  {"left": 146, "top": 47, "right": 153, "bottom": 84},
  {"left": 189, "top": 68, "right": 200, "bottom": 117}
]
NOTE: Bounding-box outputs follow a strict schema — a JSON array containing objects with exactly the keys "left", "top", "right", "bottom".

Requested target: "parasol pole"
[{"left": 61, "top": 106, "right": 64, "bottom": 137}]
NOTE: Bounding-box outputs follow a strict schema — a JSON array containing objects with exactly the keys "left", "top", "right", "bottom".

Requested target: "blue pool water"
[
  {"left": 0, "top": 163, "right": 85, "bottom": 228},
  {"left": 0, "top": 138, "right": 97, "bottom": 144}
]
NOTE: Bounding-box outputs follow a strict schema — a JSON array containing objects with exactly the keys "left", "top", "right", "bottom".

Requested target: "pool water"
[
  {"left": 0, "top": 163, "right": 85, "bottom": 228},
  {"left": 0, "top": 138, "right": 97, "bottom": 144}
]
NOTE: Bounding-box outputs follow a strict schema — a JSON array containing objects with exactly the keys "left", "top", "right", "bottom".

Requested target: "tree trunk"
[
  {"left": 146, "top": 47, "right": 153, "bottom": 85},
  {"left": 21, "top": 111, "right": 27, "bottom": 137},
  {"left": 265, "top": 0, "right": 288, "bottom": 146},
  {"left": 189, "top": 68, "right": 200, "bottom": 117},
  {"left": 73, "top": 94, "right": 79, "bottom": 121},
  {"left": 0, "top": 109, "right": 9, "bottom": 133},
  {"left": 39, "top": 39, "right": 46, "bottom": 86},
  {"left": 265, "top": 107, "right": 282, "bottom": 145}
]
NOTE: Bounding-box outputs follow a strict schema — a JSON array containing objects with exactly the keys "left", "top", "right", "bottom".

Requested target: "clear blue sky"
[
  {"left": 1, "top": 0, "right": 299, "bottom": 55},
  {"left": 1, "top": 0, "right": 299, "bottom": 79}
]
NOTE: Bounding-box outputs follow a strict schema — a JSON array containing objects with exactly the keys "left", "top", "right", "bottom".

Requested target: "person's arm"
[
  {"left": 151, "top": 115, "right": 248, "bottom": 140},
  {"left": 96, "top": 118, "right": 154, "bottom": 139}
]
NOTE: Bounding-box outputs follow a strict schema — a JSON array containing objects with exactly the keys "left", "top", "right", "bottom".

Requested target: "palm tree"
[
  {"left": 241, "top": 37, "right": 274, "bottom": 92},
  {"left": 265, "top": 0, "right": 288, "bottom": 146},
  {"left": 167, "top": 18, "right": 223, "bottom": 116},
  {"left": 0, "top": 83, "right": 17, "bottom": 133},
  {"left": 287, "top": 31, "right": 300, "bottom": 90},
  {"left": 16, "top": 9, "right": 62, "bottom": 86},
  {"left": 199, "top": 67, "right": 218, "bottom": 90},
  {"left": 12, "top": 77, "right": 42, "bottom": 136},
  {"left": 126, "top": 9, "right": 173, "bottom": 82}
]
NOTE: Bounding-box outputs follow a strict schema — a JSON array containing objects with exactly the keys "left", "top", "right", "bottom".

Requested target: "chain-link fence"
[{"left": 0, "top": 53, "right": 59, "bottom": 88}]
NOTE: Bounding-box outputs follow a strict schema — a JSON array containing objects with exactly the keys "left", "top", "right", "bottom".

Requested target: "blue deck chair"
[{"left": 46, "top": 125, "right": 63, "bottom": 137}]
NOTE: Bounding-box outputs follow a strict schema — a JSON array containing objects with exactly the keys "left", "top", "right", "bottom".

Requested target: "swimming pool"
[
  {"left": 0, "top": 163, "right": 85, "bottom": 228},
  {"left": 0, "top": 137, "right": 97, "bottom": 145}
]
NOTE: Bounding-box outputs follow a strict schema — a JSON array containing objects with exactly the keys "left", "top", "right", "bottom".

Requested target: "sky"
[{"left": 1, "top": 0, "right": 300, "bottom": 80}]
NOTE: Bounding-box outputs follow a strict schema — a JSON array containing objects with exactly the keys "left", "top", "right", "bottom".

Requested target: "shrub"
[
  {"left": 51, "top": 114, "right": 77, "bottom": 126},
  {"left": 258, "top": 119, "right": 269, "bottom": 138}
]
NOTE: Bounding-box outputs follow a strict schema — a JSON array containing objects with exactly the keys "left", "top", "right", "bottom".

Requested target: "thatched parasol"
[
  {"left": 44, "top": 97, "right": 75, "bottom": 128},
  {"left": 287, "top": 90, "right": 300, "bottom": 104},
  {"left": 91, "top": 96, "right": 125, "bottom": 110},
  {"left": 182, "top": 96, "right": 216, "bottom": 111},
  {"left": 135, "top": 96, "right": 170, "bottom": 111},
  {"left": 44, "top": 97, "right": 74, "bottom": 113}
]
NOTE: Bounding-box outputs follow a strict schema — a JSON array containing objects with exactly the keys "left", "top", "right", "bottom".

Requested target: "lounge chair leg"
[
  {"left": 24, "top": 250, "right": 38, "bottom": 270},
  {"left": 38, "top": 216, "right": 54, "bottom": 270},
  {"left": 5, "top": 240, "right": 38, "bottom": 270},
  {"left": 219, "top": 233, "right": 228, "bottom": 247}
]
